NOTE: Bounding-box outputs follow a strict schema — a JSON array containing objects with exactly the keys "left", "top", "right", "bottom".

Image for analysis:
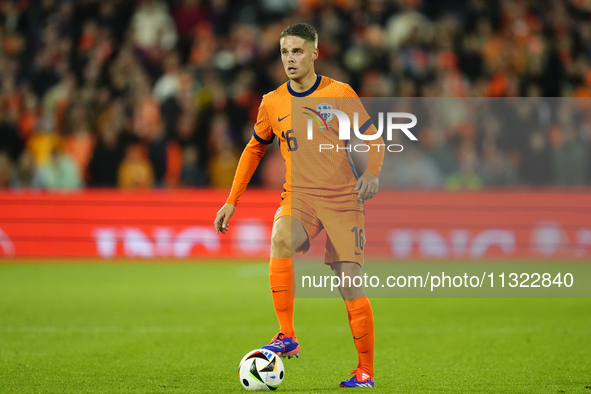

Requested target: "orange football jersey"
[{"left": 227, "top": 74, "right": 383, "bottom": 205}]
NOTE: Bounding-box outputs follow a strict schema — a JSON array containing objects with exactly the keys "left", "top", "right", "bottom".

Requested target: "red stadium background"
[{"left": 0, "top": 189, "right": 589, "bottom": 260}]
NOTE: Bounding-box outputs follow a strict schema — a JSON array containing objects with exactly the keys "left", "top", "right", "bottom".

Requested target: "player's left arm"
[
  {"left": 355, "top": 173, "right": 379, "bottom": 201},
  {"left": 354, "top": 133, "right": 383, "bottom": 201},
  {"left": 343, "top": 85, "right": 384, "bottom": 201}
]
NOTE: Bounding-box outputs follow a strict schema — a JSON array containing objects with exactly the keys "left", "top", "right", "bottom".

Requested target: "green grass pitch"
[{"left": 0, "top": 261, "right": 590, "bottom": 393}]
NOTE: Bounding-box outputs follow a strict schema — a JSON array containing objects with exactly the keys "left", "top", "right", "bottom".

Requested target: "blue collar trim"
[{"left": 288, "top": 74, "right": 322, "bottom": 97}]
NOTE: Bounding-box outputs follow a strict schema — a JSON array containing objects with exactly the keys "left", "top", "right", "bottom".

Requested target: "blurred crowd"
[{"left": 0, "top": 0, "right": 590, "bottom": 190}]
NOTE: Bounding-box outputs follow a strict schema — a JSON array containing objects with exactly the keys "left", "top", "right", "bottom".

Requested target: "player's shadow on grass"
[
  {"left": 280, "top": 390, "right": 338, "bottom": 393},
  {"left": 280, "top": 387, "right": 379, "bottom": 393}
]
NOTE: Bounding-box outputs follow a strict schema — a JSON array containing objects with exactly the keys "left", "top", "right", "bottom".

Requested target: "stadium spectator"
[
  {"left": 179, "top": 144, "right": 208, "bottom": 186},
  {"left": 62, "top": 102, "right": 96, "bottom": 179},
  {"left": 207, "top": 114, "right": 239, "bottom": 188},
  {"left": 39, "top": 147, "right": 84, "bottom": 189},
  {"left": 10, "top": 150, "right": 43, "bottom": 189},
  {"left": 0, "top": 151, "right": 11, "bottom": 188},
  {"left": 383, "top": 145, "right": 444, "bottom": 188},
  {"left": 0, "top": 101, "right": 24, "bottom": 161},
  {"left": 118, "top": 144, "right": 155, "bottom": 189},
  {"left": 446, "top": 143, "right": 483, "bottom": 191},
  {"left": 173, "top": 0, "right": 209, "bottom": 59},
  {"left": 153, "top": 51, "right": 183, "bottom": 103},
  {"left": 131, "top": 0, "right": 178, "bottom": 57},
  {"left": 25, "top": 116, "right": 63, "bottom": 166}
]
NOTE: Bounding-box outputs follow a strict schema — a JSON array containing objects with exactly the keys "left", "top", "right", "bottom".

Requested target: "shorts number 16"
[{"left": 351, "top": 226, "right": 364, "bottom": 251}]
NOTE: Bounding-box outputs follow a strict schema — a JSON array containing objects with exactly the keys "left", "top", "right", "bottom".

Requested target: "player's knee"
[
  {"left": 333, "top": 262, "right": 365, "bottom": 298},
  {"left": 333, "top": 262, "right": 361, "bottom": 278},
  {"left": 339, "top": 278, "right": 365, "bottom": 298},
  {"left": 271, "top": 231, "right": 292, "bottom": 256},
  {"left": 339, "top": 280, "right": 365, "bottom": 299}
]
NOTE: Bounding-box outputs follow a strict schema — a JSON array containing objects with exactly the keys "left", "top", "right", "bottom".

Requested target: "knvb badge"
[
  {"left": 304, "top": 104, "right": 418, "bottom": 152},
  {"left": 315, "top": 103, "right": 334, "bottom": 124}
]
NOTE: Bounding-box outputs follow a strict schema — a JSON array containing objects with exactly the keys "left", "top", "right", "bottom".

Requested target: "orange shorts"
[{"left": 273, "top": 192, "right": 365, "bottom": 266}]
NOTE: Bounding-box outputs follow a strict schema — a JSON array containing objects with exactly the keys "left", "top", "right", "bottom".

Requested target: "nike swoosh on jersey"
[
  {"left": 278, "top": 114, "right": 290, "bottom": 122},
  {"left": 353, "top": 333, "right": 367, "bottom": 340},
  {"left": 272, "top": 289, "right": 287, "bottom": 293}
]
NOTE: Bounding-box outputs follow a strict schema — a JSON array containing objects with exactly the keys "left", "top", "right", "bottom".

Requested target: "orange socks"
[
  {"left": 269, "top": 257, "right": 295, "bottom": 337},
  {"left": 345, "top": 296, "right": 375, "bottom": 377},
  {"left": 269, "top": 257, "right": 374, "bottom": 377}
]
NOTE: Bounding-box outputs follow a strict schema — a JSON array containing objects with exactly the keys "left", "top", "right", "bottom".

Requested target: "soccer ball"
[{"left": 238, "top": 349, "right": 284, "bottom": 391}]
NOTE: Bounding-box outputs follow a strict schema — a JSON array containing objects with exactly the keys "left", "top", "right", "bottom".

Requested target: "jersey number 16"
[{"left": 281, "top": 130, "right": 298, "bottom": 152}]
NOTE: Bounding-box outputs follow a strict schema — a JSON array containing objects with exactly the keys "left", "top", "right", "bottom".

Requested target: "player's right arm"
[{"left": 214, "top": 100, "right": 275, "bottom": 235}]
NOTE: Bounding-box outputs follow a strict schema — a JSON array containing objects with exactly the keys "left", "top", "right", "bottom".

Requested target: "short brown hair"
[{"left": 280, "top": 23, "right": 318, "bottom": 48}]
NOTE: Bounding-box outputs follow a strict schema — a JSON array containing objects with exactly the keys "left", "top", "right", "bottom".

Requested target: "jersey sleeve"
[
  {"left": 226, "top": 99, "right": 275, "bottom": 206},
  {"left": 341, "top": 84, "right": 384, "bottom": 177},
  {"left": 252, "top": 98, "right": 275, "bottom": 145}
]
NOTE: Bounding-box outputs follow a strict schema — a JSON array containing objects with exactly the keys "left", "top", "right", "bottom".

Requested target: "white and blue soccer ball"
[{"left": 238, "top": 349, "right": 284, "bottom": 391}]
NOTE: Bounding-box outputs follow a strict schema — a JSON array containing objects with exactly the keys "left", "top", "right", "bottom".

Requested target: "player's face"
[{"left": 280, "top": 36, "right": 318, "bottom": 81}]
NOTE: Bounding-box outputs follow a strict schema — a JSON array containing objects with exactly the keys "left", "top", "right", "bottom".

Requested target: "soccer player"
[{"left": 213, "top": 23, "right": 384, "bottom": 388}]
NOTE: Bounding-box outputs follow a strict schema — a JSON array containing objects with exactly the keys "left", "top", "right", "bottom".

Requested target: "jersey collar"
[{"left": 287, "top": 74, "right": 322, "bottom": 97}]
